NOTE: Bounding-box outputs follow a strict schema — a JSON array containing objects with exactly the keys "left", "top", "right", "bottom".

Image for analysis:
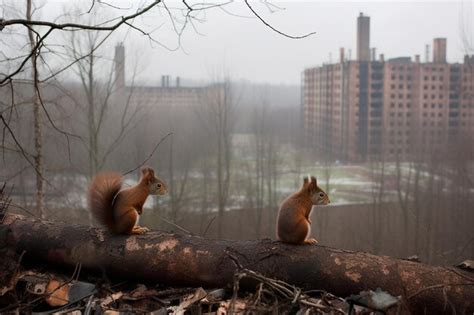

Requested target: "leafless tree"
[
  {"left": 200, "top": 77, "right": 237, "bottom": 238},
  {"left": 253, "top": 100, "right": 266, "bottom": 238},
  {"left": 251, "top": 94, "right": 281, "bottom": 238},
  {"left": 26, "top": 0, "right": 45, "bottom": 217},
  {"left": 63, "top": 28, "right": 141, "bottom": 179},
  {"left": 369, "top": 156, "right": 386, "bottom": 255}
]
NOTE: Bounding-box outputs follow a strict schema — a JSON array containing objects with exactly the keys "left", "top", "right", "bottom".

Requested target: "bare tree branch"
[
  {"left": 0, "top": 0, "right": 163, "bottom": 85},
  {"left": 244, "top": 0, "right": 316, "bottom": 39},
  {"left": 122, "top": 132, "right": 172, "bottom": 176}
]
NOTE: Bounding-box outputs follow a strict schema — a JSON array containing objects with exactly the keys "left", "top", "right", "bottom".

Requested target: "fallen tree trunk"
[{"left": 1, "top": 214, "right": 473, "bottom": 314}]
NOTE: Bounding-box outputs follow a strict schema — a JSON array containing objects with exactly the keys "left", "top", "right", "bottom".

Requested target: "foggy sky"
[
  {"left": 122, "top": 1, "right": 472, "bottom": 85},
  {"left": 4, "top": 1, "right": 472, "bottom": 85}
]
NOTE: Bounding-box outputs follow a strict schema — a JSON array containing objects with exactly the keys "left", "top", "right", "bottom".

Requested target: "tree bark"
[
  {"left": 26, "top": 0, "right": 45, "bottom": 218},
  {"left": 2, "top": 214, "right": 473, "bottom": 314}
]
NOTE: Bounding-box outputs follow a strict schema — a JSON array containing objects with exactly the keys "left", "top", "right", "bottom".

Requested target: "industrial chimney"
[
  {"left": 114, "top": 43, "right": 125, "bottom": 89},
  {"left": 357, "top": 13, "right": 370, "bottom": 62},
  {"left": 433, "top": 38, "right": 447, "bottom": 63}
]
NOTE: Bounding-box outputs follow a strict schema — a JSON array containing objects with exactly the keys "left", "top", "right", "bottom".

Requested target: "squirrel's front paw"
[{"left": 304, "top": 238, "right": 318, "bottom": 245}]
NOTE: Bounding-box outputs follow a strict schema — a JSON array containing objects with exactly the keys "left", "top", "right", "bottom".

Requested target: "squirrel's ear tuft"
[
  {"left": 141, "top": 167, "right": 155, "bottom": 184},
  {"left": 310, "top": 176, "right": 317, "bottom": 186},
  {"left": 303, "top": 175, "right": 309, "bottom": 185},
  {"left": 141, "top": 166, "right": 155, "bottom": 176}
]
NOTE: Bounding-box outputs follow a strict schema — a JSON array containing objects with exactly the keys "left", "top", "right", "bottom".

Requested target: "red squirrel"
[
  {"left": 277, "top": 175, "right": 330, "bottom": 245},
  {"left": 88, "top": 167, "right": 168, "bottom": 235}
]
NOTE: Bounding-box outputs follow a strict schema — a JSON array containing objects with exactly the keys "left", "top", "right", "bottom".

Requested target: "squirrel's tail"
[{"left": 88, "top": 171, "right": 123, "bottom": 231}]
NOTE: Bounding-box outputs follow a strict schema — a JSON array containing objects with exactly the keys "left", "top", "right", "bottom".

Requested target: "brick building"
[{"left": 303, "top": 13, "right": 474, "bottom": 162}]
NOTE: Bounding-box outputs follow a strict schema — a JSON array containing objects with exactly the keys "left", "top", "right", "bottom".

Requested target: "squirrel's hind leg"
[
  {"left": 114, "top": 207, "right": 143, "bottom": 235},
  {"left": 304, "top": 238, "right": 318, "bottom": 245},
  {"left": 131, "top": 226, "right": 149, "bottom": 234},
  {"left": 303, "top": 221, "right": 318, "bottom": 245}
]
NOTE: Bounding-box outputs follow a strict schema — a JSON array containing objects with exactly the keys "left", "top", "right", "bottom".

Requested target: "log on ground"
[{"left": 1, "top": 214, "right": 473, "bottom": 314}]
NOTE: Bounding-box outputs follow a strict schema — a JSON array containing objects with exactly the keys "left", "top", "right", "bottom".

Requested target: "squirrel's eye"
[
  {"left": 157, "top": 183, "right": 162, "bottom": 188},
  {"left": 319, "top": 192, "right": 324, "bottom": 198}
]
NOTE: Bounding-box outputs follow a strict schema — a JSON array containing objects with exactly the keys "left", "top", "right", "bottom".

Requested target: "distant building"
[
  {"left": 114, "top": 43, "right": 212, "bottom": 109},
  {"left": 302, "top": 13, "right": 474, "bottom": 162}
]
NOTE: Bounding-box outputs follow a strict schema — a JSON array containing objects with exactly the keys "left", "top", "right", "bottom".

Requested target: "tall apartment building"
[{"left": 303, "top": 13, "right": 474, "bottom": 162}]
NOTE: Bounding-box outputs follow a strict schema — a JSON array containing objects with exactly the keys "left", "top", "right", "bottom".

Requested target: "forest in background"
[{"left": 0, "top": 0, "right": 472, "bottom": 268}]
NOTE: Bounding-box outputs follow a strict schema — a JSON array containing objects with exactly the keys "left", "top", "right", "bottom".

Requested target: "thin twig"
[
  {"left": 159, "top": 216, "right": 192, "bottom": 235},
  {"left": 408, "top": 283, "right": 474, "bottom": 300},
  {"left": 202, "top": 215, "right": 216, "bottom": 237},
  {"left": 243, "top": 0, "right": 316, "bottom": 39},
  {"left": 122, "top": 132, "right": 172, "bottom": 176}
]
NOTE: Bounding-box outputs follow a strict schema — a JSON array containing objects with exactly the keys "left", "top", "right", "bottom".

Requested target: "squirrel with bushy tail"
[{"left": 88, "top": 167, "right": 168, "bottom": 235}]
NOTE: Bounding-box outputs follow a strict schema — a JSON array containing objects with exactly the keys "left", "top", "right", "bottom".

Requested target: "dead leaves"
[{"left": 0, "top": 253, "right": 404, "bottom": 314}]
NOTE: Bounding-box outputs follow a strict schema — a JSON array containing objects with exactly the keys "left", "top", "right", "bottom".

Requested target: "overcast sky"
[
  {"left": 128, "top": 1, "right": 472, "bottom": 85},
  {"left": 4, "top": 1, "right": 473, "bottom": 85}
]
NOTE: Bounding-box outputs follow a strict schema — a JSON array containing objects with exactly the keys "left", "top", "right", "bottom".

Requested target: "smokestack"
[
  {"left": 114, "top": 43, "right": 125, "bottom": 89},
  {"left": 348, "top": 49, "right": 352, "bottom": 61},
  {"left": 340, "top": 48, "right": 345, "bottom": 63},
  {"left": 357, "top": 12, "right": 370, "bottom": 61},
  {"left": 176, "top": 76, "right": 180, "bottom": 87},
  {"left": 379, "top": 54, "right": 384, "bottom": 62},
  {"left": 425, "top": 44, "right": 430, "bottom": 63},
  {"left": 415, "top": 55, "right": 420, "bottom": 63},
  {"left": 161, "top": 75, "right": 165, "bottom": 87},
  {"left": 433, "top": 38, "right": 447, "bottom": 63},
  {"left": 371, "top": 48, "right": 376, "bottom": 61}
]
